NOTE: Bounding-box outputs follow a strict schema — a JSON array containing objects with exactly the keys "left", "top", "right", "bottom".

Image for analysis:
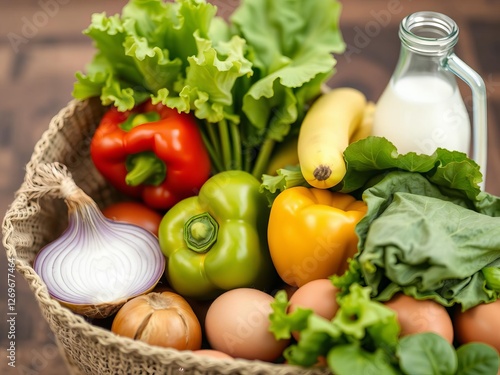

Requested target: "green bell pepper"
[{"left": 158, "top": 170, "right": 277, "bottom": 299}]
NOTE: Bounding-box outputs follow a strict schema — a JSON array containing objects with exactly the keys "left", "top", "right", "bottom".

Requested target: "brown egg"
[
  {"left": 205, "top": 288, "right": 290, "bottom": 362},
  {"left": 384, "top": 293, "right": 454, "bottom": 344},
  {"left": 454, "top": 300, "right": 500, "bottom": 352},
  {"left": 289, "top": 279, "right": 339, "bottom": 320}
]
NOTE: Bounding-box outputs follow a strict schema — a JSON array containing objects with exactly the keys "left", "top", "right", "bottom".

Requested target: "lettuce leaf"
[
  {"left": 73, "top": 0, "right": 220, "bottom": 111},
  {"left": 398, "top": 333, "right": 458, "bottom": 375},
  {"left": 340, "top": 136, "right": 483, "bottom": 200},
  {"left": 357, "top": 184, "right": 500, "bottom": 310},
  {"left": 153, "top": 31, "right": 253, "bottom": 123}
]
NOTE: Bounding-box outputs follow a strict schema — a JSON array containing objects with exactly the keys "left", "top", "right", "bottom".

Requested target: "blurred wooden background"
[{"left": 1, "top": 0, "right": 499, "bottom": 373}]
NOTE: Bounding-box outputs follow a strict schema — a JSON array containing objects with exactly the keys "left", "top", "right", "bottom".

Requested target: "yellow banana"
[
  {"left": 298, "top": 87, "right": 367, "bottom": 189},
  {"left": 350, "top": 101, "right": 375, "bottom": 143}
]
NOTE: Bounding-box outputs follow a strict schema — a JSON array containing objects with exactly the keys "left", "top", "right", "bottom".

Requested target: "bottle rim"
[{"left": 399, "top": 11, "right": 459, "bottom": 55}]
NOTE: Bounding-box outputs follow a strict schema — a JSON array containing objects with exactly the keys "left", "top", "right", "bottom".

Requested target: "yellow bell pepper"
[{"left": 268, "top": 186, "right": 367, "bottom": 287}]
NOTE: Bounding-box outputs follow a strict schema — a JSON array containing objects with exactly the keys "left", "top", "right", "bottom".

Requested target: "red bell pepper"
[{"left": 90, "top": 100, "right": 211, "bottom": 210}]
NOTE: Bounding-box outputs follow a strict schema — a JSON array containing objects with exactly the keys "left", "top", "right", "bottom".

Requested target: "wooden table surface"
[{"left": 1, "top": 1, "right": 499, "bottom": 374}]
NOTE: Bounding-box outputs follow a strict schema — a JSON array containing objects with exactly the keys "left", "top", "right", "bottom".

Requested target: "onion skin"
[
  {"left": 111, "top": 291, "right": 202, "bottom": 350},
  {"left": 56, "top": 283, "right": 158, "bottom": 319}
]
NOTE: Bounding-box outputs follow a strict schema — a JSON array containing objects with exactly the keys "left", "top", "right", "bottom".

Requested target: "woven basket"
[{"left": 2, "top": 98, "right": 331, "bottom": 375}]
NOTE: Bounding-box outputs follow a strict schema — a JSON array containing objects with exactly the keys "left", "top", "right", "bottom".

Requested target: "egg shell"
[
  {"left": 205, "top": 288, "right": 290, "bottom": 362},
  {"left": 384, "top": 293, "right": 454, "bottom": 344},
  {"left": 454, "top": 299, "right": 500, "bottom": 352},
  {"left": 289, "top": 279, "right": 339, "bottom": 320}
]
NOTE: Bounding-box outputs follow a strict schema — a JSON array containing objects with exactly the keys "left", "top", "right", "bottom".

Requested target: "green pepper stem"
[
  {"left": 125, "top": 152, "right": 166, "bottom": 186},
  {"left": 184, "top": 212, "right": 219, "bottom": 253},
  {"left": 251, "top": 137, "right": 275, "bottom": 180}
]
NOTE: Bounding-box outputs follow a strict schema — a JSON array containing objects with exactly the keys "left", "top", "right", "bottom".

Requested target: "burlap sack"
[{"left": 2, "top": 98, "right": 331, "bottom": 374}]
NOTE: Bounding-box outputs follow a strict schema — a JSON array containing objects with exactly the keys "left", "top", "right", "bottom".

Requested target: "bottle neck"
[
  {"left": 392, "top": 11, "right": 460, "bottom": 86},
  {"left": 399, "top": 11, "right": 459, "bottom": 56}
]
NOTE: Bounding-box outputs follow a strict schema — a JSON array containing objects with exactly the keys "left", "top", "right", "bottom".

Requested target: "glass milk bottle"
[{"left": 373, "top": 11, "right": 487, "bottom": 186}]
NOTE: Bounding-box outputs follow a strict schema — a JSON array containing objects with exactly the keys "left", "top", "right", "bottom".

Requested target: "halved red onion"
[{"left": 34, "top": 188, "right": 165, "bottom": 319}]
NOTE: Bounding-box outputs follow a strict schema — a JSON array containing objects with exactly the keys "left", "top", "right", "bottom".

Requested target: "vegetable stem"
[
  {"left": 125, "top": 152, "right": 166, "bottom": 186},
  {"left": 239, "top": 124, "right": 252, "bottom": 173},
  {"left": 230, "top": 121, "right": 242, "bottom": 171},
  {"left": 244, "top": 150, "right": 252, "bottom": 173},
  {"left": 251, "top": 137, "right": 275, "bottom": 180},
  {"left": 199, "top": 130, "right": 224, "bottom": 173},
  {"left": 206, "top": 122, "right": 222, "bottom": 166},
  {"left": 218, "top": 119, "right": 232, "bottom": 171}
]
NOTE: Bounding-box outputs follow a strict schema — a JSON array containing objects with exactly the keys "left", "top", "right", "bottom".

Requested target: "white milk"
[{"left": 373, "top": 75, "right": 471, "bottom": 155}]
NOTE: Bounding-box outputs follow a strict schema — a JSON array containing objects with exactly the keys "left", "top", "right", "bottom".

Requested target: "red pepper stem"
[{"left": 125, "top": 153, "right": 166, "bottom": 187}]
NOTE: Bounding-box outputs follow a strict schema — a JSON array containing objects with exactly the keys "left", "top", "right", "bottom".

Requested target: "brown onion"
[{"left": 111, "top": 291, "right": 202, "bottom": 350}]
